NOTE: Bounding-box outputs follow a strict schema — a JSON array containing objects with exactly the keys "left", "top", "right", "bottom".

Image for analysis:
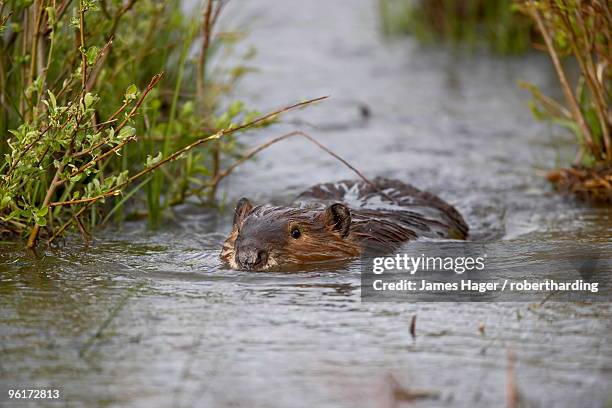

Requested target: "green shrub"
[
  {"left": 0, "top": 0, "right": 292, "bottom": 246},
  {"left": 517, "top": 0, "right": 611, "bottom": 167}
]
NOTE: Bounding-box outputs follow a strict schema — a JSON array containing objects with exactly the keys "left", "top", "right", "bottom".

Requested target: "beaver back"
[{"left": 294, "top": 178, "right": 468, "bottom": 243}]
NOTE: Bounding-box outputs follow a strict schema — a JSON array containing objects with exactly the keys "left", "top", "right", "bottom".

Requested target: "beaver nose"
[{"left": 236, "top": 248, "right": 268, "bottom": 270}]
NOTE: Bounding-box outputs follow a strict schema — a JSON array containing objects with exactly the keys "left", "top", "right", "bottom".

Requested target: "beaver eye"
[{"left": 291, "top": 227, "right": 301, "bottom": 239}]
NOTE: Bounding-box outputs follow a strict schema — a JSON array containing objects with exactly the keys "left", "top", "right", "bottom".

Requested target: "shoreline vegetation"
[
  {"left": 380, "top": 0, "right": 611, "bottom": 203},
  {"left": 378, "top": 0, "right": 535, "bottom": 54},
  {"left": 0, "top": 0, "right": 325, "bottom": 247},
  {"left": 517, "top": 1, "right": 611, "bottom": 203},
  {"left": 0, "top": 1, "right": 609, "bottom": 249}
]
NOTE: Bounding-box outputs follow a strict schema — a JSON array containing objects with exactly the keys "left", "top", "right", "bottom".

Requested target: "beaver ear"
[
  {"left": 233, "top": 197, "right": 253, "bottom": 227},
  {"left": 324, "top": 203, "right": 351, "bottom": 238}
]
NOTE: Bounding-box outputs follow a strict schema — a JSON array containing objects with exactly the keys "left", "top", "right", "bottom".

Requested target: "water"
[{"left": 1, "top": 0, "right": 611, "bottom": 407}]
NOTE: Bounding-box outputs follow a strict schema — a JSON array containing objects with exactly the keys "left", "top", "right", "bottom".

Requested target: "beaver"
[{"left": 221, "top": 178, "right": 468, "bottom": 271}]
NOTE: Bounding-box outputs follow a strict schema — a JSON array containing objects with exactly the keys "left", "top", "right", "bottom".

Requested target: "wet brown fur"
[{"left": 221, "top": 178, "right": 468, "bottom": 271}]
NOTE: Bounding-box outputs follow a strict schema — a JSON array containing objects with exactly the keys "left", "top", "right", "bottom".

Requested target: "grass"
[
  {"left": 379, "top": 0, "right": 534, "bottom": 54},
  {"left": 0, "top": 0, "right": 326, "bottom": 247}
]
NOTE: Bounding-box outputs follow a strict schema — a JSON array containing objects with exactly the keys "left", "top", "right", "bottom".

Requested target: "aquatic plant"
[
  {"left": 0, "top": 0, "right": 324, "bottom": 247},
  {"left": 517, "top": 0, "right": 611, "bottom": 202},
  {"left": 379, "top": 0, "right": 534, "bottom": 54}
]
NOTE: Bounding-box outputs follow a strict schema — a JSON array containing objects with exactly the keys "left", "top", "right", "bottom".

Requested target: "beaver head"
[{"left": 220, "top": 198, "right": 360, "bottom": 271}]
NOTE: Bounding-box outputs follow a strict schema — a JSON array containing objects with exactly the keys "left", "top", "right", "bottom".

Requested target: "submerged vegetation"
[
  {"left": 0, "top": 0, "right": 323, "bottom": 246},
  {"left": 379, "top": 0, "right": 534, "bottom": 54},
  {"left": 517, "top": 0, "right": 611, "bottom": 202}
]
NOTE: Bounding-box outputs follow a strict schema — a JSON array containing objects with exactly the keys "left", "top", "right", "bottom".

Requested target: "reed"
[{"left": 379, "top": 0, "right": 534, "bottom": 54}]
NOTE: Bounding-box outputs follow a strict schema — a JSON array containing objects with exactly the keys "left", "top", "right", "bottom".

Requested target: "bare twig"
[
  {"left": 74, "top": 213, "right": 91, "bottom": 245},
  {"left": 558, "top": 3, "right": 611, "bottom": 160},
  {"left": 123, "top": 98, "right": 328, "bottom": 185},
  {"left": 196, "top": 0, "right": 224, "bottom": 197},
  {"left": 211, "top": 0, "right": 227, "bottom": 27},
  {"left": 49, "top": 189, "right": 121, "bottom": 207},
  {"left": 47, "top": 204, "right": 88, "bottom": 245},
  {"left": 46, "top": 96, "right": 328, "bottom": 245},
  {"left": 207, "top": 131, "right": 301, "bottom": 190},
  {"left": 196, "top": 0, "right": 214, "bottom": 102},
  {"left": 528, "top": 0, "right": 598, "bottom": 158},
  {"left": 506, "top": 349, "right": 518, "bottom": 408},
  {"left": 42, "top": 0, "right": 73, "bottom": 36},
  {"left": 518, "top": 80, "right": 572, "bottom": 119},
  {"left": 27, "top": 0, "right": 45, "bottom": 109},
  {"left": 85, "top": 37, "right": 114, "bottom": 93},
  {"left": 85, "top": 0, "right": 140, "bottom": 90},
  {"left": 204, "top": 130, "right": 399, "bottom": 204},
  {"left": 78, "top": 0, "right": 87, "bottom": 89}
]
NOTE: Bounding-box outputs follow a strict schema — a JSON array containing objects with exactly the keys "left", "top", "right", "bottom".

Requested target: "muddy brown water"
[{"left": 1, "top": 0, "right": 611, "bottom": 407}]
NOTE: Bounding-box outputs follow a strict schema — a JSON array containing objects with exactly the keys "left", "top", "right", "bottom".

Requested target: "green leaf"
[
  {"left": 118, "top": 126, "right": 136, "bottom": 140},
  {"left": 228, "top": 100, "right": 244, "bottom": 117},
  {"left": 0, "top": 196, "right": 11, "bottom": 209},
  {"left": 125, "top": 84, "right": 138, "bottom": 98},
  {"left": 47, "top": 90, "right": 57, "bottom": 111},
  {"left": 86, "top": 46, "right": 99, "bottom": 65},
  {"left": 84, "top": 93, "right": 95, "bottom": 108},
  {"left": 36, "top": 206, "right": 49, "bottom": 217},
  {"left": 145, "top": 152, "right": 163, "bottom": 167},
  {"left": 180, "top": 101, "right": 194, "bottom": 117},
  {"left": 33, "top": 207, "right": 48, "bottom": 226},
  {"left": 6, "top": 210, "right": 20, "bottom": 221},
  {"left": 46, "top": 6, "right": 57, "bottom": 25},
  {"left": 34, "top": 215, "right": 47, "bottom": 226}
]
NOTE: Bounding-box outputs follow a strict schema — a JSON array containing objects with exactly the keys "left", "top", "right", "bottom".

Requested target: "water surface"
[{"left": 1, "top": 0, "right": 611, "bottom": 407}]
